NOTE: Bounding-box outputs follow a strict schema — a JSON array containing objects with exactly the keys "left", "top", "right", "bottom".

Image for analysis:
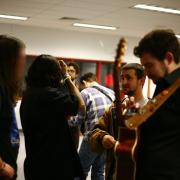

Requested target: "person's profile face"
[
  {"left": 140, "top": 53, "right": 168, "bottom": 84},
  {"left": 121, "top": 69, "right": 139, "bottom": 96}
]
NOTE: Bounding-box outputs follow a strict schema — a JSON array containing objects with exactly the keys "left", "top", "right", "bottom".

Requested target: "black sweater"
[
  {"left": 20, "top": 86, "right": 85, "bottom": 180},
  {"left": 136, "top": 68, "right": 180, "bottom": 180}
]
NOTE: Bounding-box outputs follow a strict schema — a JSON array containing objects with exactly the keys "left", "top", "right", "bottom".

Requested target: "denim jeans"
[{"left": 79, "top": 138, "right": 105, "bottom": 180}]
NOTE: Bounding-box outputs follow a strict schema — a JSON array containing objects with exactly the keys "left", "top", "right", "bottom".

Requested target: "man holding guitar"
[
  {"left": 89, "top": 63, "right": 148, "bottom": 180},
  {"left": 133, "top": 29, "right": 180, "bottom": 180}
]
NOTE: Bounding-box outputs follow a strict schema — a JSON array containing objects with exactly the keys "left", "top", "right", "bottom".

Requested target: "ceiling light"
[
  {"left": 73, "top": 23, "right": 117, "bottom": 30},
  {"left": 176, "top": 35, "right": 180, "bottom": 39},
  {"left": 0, "top": 14, "right": 28, "bottom": 20},
  {"left": 133, "top": 4, "right": 180, "bottom": 15}
]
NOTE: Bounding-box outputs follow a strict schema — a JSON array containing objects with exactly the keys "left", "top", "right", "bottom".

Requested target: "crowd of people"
[{"left": 0, "top": 29, "right": 179, "bottom": 180}]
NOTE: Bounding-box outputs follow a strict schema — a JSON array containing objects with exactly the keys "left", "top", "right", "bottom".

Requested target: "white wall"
[
  {"left": 143, "top": 78, "right": 156, "bottom": 98},
  {"left": 1, "top": 23, "right": 156, "bottom": 94},
  {"left": 0, "top": 23, "right": 140, "bottom": 62}
]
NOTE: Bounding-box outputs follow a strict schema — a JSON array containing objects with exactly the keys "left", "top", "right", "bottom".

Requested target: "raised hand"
[{"left": 58, "top": 60, "right": 68, "bottom": 76}]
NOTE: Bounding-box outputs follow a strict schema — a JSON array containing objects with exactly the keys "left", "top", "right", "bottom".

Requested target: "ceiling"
[{"left": 0, "top": 0, "right": 180, "bottom": 37}]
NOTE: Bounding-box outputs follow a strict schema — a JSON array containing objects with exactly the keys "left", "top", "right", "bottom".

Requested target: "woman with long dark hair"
[
  {"left": 0, "top": 35, "right": 26, "bottom": 179},
  {"left": 20, "top": 55, "right": 85, "bottom": 180}
]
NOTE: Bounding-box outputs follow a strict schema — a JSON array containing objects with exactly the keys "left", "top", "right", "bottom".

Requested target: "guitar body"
[{"left": 114, "top": 126, "right": 139, "bottom": 180}]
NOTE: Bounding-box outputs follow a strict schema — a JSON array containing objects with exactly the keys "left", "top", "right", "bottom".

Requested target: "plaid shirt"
[{"left": 69, "top": 82, "right": 115, "bottom": 137}]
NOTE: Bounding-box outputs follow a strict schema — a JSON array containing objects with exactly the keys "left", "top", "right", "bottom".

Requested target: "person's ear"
[
  {"left": 164, "top": 52, "right": 174, "bottom": 65},
  {"left": 82, "top": 80, "right": 86, "bottom": 86},
  {"left": 140, "top": 76, "right": 146, "bottom": 87}
]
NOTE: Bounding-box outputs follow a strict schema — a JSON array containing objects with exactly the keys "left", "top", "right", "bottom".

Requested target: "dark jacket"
[
  {"left": 0, "top": 85, "right": 17, "bottom": 179},
  {"left": 20, "top": 86, "right": 85, "bottom": 180},
  {"left": 136, "top": 68, "right": 180, "bottom": 180}
]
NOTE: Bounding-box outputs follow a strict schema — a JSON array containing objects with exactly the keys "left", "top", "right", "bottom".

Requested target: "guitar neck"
[{"left": 125, "top": 78, "right": 180, "bottom": 129}]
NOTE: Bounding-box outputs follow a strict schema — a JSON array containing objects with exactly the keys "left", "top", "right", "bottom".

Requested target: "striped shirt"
[{"left": 69, "top": 82, "right": 115, "bottom": 137}]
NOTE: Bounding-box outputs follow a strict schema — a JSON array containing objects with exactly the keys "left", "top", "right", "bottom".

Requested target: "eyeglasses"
[{"left": 68, "top": 69, "right": 76, "bottom": 73}]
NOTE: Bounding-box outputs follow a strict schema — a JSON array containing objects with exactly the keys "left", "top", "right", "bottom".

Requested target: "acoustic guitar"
[{"left": 113, "top": 38, "right": 138, "bottom": 180}]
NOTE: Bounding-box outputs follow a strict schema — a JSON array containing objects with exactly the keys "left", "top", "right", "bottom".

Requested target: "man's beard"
[
  {"left": 125, "top": 90, "right": 135, "bottom": 96},
  {"left": 122, "top": 86, "right": 135, "bottom": 96},
  {"left": 151, "top": 64, "right": 169, "bottom": 84}
]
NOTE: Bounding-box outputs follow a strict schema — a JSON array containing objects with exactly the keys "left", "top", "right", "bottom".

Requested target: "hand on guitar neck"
[{"left": 122, "top": 96, "right": 140, "bottom": 116}]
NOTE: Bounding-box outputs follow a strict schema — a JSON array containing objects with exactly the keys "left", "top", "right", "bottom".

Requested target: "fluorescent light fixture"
[
  {"left": 176, "top": 35, "right": 180, "bottom": 39},
  {"left": 73, "top": 23, "right": 117, "bottom": 30},
  {"left": 133, "top": 4, "right": 180, "bottom": 15},
  {"left": 0, "top": 14, "right": 28, "bottom": 20}
]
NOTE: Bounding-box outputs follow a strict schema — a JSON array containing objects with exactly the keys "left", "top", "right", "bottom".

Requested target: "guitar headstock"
[
  {"left": 115, "top": 38, "right": 127, "bottom": 67},
  {"left": 113, "top": 37, "right": 128, "bottom": 124}
]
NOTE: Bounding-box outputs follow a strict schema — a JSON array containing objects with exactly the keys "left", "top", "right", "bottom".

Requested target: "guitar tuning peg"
[
  {"left": 151, "top": 98, "right": 157, "bottom": 104},
  {"left": 162, "top": 90, "right": 169, "bottom": 95},
  {"left": 139, "top": 107, "right": 146, "bottom": 115}
]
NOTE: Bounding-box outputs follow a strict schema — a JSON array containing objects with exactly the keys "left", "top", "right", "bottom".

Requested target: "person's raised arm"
[{"left": 58, "top": 60, "right": 85, "bottom": 112}]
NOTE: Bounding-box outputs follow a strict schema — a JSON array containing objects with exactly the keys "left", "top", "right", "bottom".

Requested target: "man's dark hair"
[
  {"left": 122, "top": 63, "right": 145, "bottom": 79},
  {"left": 67, "top": 62, "right": 80, "bottom": 74},
  {"left": 134, "top": 29, "right": 180, "bottom": 64},
  {"left": 80, "top": 72, "right": 97, "bottom": 84},
  {"left": 26, "top": 55, "right": 62, "bottom": 88}
]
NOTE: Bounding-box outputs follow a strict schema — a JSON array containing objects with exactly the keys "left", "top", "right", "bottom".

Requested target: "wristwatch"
[{"left": 64, "top": 73, "right": 71, "bottom": 78}]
